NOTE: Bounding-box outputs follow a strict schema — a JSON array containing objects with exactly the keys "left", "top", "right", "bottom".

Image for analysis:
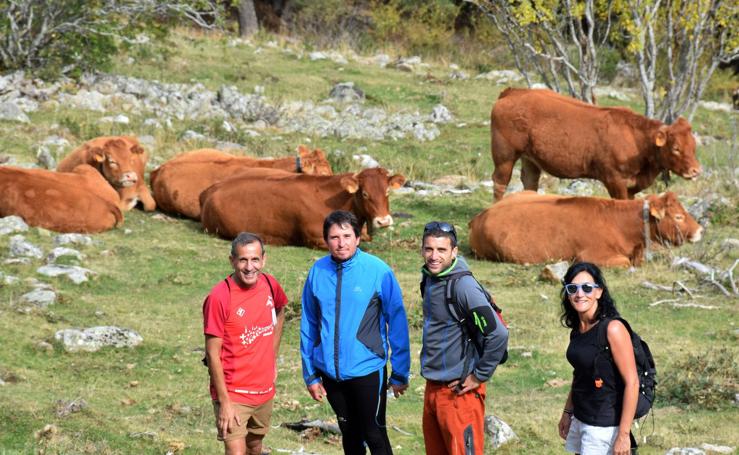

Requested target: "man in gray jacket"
[{"left": 419, "top": 221, "right": 509, "bottom": 455}]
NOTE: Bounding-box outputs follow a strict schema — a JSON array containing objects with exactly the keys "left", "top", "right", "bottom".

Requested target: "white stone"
[
  {"left": 700, "top": 444, "right": 734, "bottom": 454},
  {"left": 46, "top": 247, "right": 85, "bottom": 264},
  {"left": 37, "top": 265, "right": 96, "bottom": 284},
  {"left": 53, "top": 233, "right": 93, "bottom": 246},
  {"left": 353, "top": 154, "right": 380, "bottom": 169},
  {"left": 9, "top": 235, "right": 43, "bottom": 258},
  {"left": 485, "top": 415, "right": 518, "bottom": 449},
  {"left": 0, "top": 216, "right": 29, "bottom": 236},
  {"left": 20, "top": 289, "right": 57, "bottom": 308},
  {"left": 54, "top": 326, "right": 143, "bottom": 352}
]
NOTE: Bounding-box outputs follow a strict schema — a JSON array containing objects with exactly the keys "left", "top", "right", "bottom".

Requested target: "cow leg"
[
  {"left": 603, "top": 179, "right": 629, "bottom": 199},
  {"left": 520, "top": 158, "right": 542, "bottom": 191},
  {"left": 578, "top": 250, "right": 632, "bottom": 268},
  {"left": 138, "top": 184, "right": 157, "bottom": 211},
  {"left": 492, "top": 160, "right": 515, "bottom": 202}
]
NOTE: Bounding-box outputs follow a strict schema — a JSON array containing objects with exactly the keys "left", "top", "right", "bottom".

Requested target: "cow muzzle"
[
  {"left": 117, "top": 172, "right": 138, "bottom": 188},
  {"left": 372, "top": 215, "right": 394, "bottom": 228},
  {"left": 688, "top": 226, "right": 703, "bottom": 243},
  {"left": 682, "top": 166, "right": 701, "bottom": 180}
]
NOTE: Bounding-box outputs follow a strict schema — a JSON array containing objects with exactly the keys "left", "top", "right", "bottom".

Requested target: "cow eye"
[
  {"left": 108, "top": 160, "right": 118, "bottom": 168},
  {"left": 362, "top": 191, "right": 370, "bottom": 199},
  {"left": 672, "top": 147, "right": 680, "bottom": 155},
  {"left": 674, "top": 214, "right": 685, "bottom": 222}
]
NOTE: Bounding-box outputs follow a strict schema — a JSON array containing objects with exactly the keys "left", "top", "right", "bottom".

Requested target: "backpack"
[
  {"left": 594, "top": 317, "right": 657, "bottom": 419},
  {"left": 420, "top": 270, "right": 508, "bottom": 365},
  {"left": 202, "top": 274, "right": 276, "bottom": 367}
]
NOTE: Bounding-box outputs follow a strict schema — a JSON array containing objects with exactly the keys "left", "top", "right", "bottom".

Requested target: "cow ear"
[
  {"left": 297, "top": 145, "right": 310, "bottom": 158},
  {"left": 649, "top": 203, "right": 666, "bottom": 220},
  {"left": 340, "top": 175, "right": 359, "bottom": 193},
  {"left": 388, "top": 174, "right": 406, "bottom": 189},
  {"left": 89, "top": 147, "right": 105, "bottom": 162},
  {"left": 655, "top": 126, "right": 668, "bottom": 147},
  {"left": 131, "top": 145, "right": 144, "bottom": 154}
]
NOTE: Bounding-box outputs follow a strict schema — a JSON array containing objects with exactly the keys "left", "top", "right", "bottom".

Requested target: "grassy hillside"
[{"left": 0, "top": 30, "right": 737, "bottom": 454}]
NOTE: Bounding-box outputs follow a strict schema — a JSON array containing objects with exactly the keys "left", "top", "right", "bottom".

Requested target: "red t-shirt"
[{"left": 203, "top": 273, "right": 288, "bottom": 405}]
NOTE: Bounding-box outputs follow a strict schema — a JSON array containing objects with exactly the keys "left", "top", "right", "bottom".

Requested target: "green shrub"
[{"left": 660, "top": 348, "right": 739, "bottom": 410}]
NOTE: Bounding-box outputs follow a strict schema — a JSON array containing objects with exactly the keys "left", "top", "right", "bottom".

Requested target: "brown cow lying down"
[
  {"left": 200, "top": 167, "right": 405, "bottom": 248},
  {"left": 58, "top": 136, "right": 156, "bottom": 212},
  {"left": 0, "top": 165, "right": 123, "bottom": 233},
  {"left": 469, "top": 191, "right": 702, "bottom": 267},
  {"left": 150, "top": 145, "right": 333, "bottom": 220},
  {"left": 490, "top": 88, "right": 701, "bottom": 201}
]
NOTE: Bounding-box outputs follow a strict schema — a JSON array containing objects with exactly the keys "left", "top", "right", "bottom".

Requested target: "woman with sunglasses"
[{"left": 558, "top": 262, "right": 639, "bottom": 455}]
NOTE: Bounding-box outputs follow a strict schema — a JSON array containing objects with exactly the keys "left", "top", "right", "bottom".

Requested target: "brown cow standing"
[
  {"left": 200, "top": 167, "right": 405, "bottom": 247},
  {"left": 490, "top": 88, "right": 701, "bottom": 201},
  {"left": 469, "top": 191, "right": 702, "bottom": 267},
  {"left": 150, "top": 146, "right": 333, "bottom": 220},
  {"left": 0, "top": 165, "right": 123, "bottom": 233},
  {"left": 58, "top": 136, "right": 156, "bottom": 212}
]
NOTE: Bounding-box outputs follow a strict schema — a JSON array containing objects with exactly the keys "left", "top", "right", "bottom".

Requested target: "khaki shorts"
[{"left": 212, "top": 399, "right": 273, "bottom": 441}]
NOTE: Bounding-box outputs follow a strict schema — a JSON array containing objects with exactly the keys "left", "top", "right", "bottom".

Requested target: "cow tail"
[{"left": 112, "top": 204, "right": 124, "bottom": 228}]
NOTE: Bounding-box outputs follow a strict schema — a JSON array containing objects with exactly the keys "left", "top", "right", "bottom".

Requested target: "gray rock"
[
  {"left": 353, "top": 154, "right": 380, "bottom": 169},
  {"left": 55, "top": 326, "right": 143, "bottom": 352},
  {"left": 36, "top": 341, "right": 53, "bottom": 352},
  {"left": 329, "top": 82, "right": 365, "bottom": 103},
  {"left": 100, "top": 114, "right": 129, "bottom": 124},
  {"left": 700, "top": 444, "right": 734, "bottom": 454},
  {"left": 449, "top": 70, "right": 469, "bottom": 80},
  {"left": 37, "top": 265, "right": 96, "bottom": 284},
  {"left": 0, "top": 102, "right": 30, "bottom": 122},
  {"left": 430, "top": 104, "right": 452, "bottom": 123},
  {"left": 46, "top": 247, "right": 85, "bottom": 264},
  {"left": 475, "top": 70, "right": 522, "bottom": 85},
  {"left": 594, "top": 86, "right": 631, "bottom": 101},
  {"left": 485, "top": 415, "right": 518, "bottom": 449},
  {"left": 181, "top": 130, "right": 207, "bottom": 141},
  {"left": 9, "top": 235, "right": 44, "bottom": 259},
  {"left": 562, "top": 180, "right": 594, "bottom": 196},
  {"left": 0, "top": 216, "right": 29, "bottom": 236},
  {"left": 665, "top": 449, "right": 705, "bottom": 455},
  {"left": 59, "top": 89, "right": 107, "bottom": 112},
  {"left": 36, "top": 145, "right": 56, "bottom": 169},
  {"left": 309, "top": 51, "right": 327, "bottom": 61},
  {"left": 0, "top": 272, "right": 20, "bottom": 286},
  {"left": 373, "top": 54, "right": 391, "bottom": 68},
  {"left": 540, "top": 261, "right": 569, "bottom": 283},
  {"left": 699, "top": 101, "right": 732, "bottom": 113},
  {"left": 4, "top": 258, "right": 31, "bottom": 265},
  {"left": 53, "top": 233, "right": 93, "bottom": 246},
  {"left": 56, "top": 398, "right": 88, "bottom": 417},
  {"left": 20, "top": 289, "right": 57, "bottom": 308}
]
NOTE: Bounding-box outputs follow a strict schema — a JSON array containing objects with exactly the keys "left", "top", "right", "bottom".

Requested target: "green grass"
[{"left": 1, "top": 30, "right": 738, "bottom": 454}]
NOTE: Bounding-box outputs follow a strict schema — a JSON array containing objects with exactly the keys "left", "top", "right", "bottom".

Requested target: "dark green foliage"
[{"left": 661, "top": 348, "right": 738, "bottom": 410}]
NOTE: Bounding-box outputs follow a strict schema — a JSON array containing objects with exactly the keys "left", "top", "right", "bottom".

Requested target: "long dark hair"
[{"left": 560, "top": 262, "right": 619, "bottom": 329}]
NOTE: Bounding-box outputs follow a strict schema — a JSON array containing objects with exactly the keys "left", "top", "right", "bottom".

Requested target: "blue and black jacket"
[{"left": 300, "top": 248, "right": 410, "bottom": 386}]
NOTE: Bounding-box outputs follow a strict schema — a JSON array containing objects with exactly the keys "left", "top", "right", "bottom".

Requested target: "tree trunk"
[{"left": 237, "top": 0, "right": 259, "bottom": 37}]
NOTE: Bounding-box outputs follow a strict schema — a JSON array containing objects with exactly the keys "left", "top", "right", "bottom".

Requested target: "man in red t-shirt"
[{"left": 203, "top": 232, "right": 288, "bottom": 455}]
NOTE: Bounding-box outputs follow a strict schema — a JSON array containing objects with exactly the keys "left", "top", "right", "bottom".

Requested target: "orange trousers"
[{"left": 423, "top": 381, "right": 487, "bottom": 455}]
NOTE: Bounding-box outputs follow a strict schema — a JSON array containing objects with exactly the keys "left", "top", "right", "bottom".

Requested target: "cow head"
[
  {"left": 655, "top": 118, "right": 701, "bottom": 180},
  {"left": 340, "top": 168, "right": 406, "bottom": 230},
  {"left": 87, "top": 138, "right": 144, "bottom": 188},
  {"left": 297, "top": 145, "right": 333, "bottom": 176},
  {"left": 647, "top": 192, "right": 703, "bottom": 245}
]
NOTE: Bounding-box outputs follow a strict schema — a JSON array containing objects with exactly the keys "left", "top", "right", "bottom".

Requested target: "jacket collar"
[{"left": 330, "top": 248, "right": 362, "bottom": 268}]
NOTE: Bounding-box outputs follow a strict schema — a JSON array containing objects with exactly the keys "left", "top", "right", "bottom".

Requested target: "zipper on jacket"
[{"left": 334, "top": 262, "right": 343, "bottom": 380}]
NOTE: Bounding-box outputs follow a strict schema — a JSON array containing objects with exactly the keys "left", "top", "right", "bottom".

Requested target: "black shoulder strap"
[
  {"left": 446, "top": 271, "right": 473, "bottom": 322},
  {"left": 596, "top": 317, "right": 633, "bottom": 350},
  {"left": 263, "top": 273, "right": 275, "bottom": 299}
]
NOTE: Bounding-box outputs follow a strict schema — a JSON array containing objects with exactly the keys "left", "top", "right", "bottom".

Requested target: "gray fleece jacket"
[{"left": 420, "top": 256, "right": 509, "bottom": 382}]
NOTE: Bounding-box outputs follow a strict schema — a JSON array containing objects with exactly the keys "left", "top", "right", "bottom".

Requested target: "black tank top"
[{"left": 566, "top": 321, "right": 624, "bottom": 426}]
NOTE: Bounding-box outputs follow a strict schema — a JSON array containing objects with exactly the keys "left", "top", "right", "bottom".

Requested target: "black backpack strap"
[{"left": 262, "top": 273, "right": 275, "bottom": 300}]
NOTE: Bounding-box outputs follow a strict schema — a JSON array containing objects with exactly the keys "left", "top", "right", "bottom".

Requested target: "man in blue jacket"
[{"left": 301, "top": 210, "right": 411, "bottom": 455}]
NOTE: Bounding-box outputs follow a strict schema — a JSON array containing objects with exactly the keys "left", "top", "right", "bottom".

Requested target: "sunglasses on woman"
[{"left": 564, "top": 283, "right": 600, "bottom": 295}]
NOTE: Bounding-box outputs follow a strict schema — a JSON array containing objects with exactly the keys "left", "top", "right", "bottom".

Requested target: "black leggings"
[{"left": 321, "top": 367, "right": 393, "bottom": 455}]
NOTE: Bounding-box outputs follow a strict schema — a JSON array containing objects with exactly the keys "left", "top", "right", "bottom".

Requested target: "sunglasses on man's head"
[
  {"left": 424, "top": 221, "right": 457, "bottom": 240},
  {"left": 564, "top": 283, "right": 600, "bottom": 295}
]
